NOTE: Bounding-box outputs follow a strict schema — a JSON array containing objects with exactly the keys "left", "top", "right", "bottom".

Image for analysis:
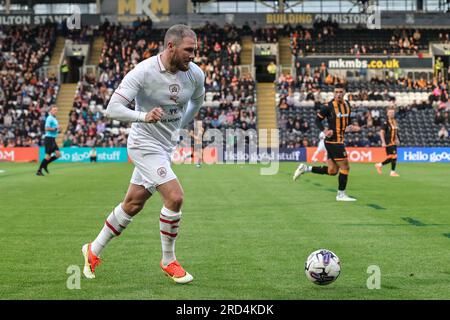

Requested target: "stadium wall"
[{"left": 1, "top": 148, "right": 450, "bottom": 163}]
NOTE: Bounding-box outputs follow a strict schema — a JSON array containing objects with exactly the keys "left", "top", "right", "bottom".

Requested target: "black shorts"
[
  {"left": 325, "top": 142, "right": 347, "bottom": 161},
  {"left": 386, "top": 145, "right": 397, "bottom": 157},
  {"left": 44, "top": 137, "right": 59, "bottom": 155}
]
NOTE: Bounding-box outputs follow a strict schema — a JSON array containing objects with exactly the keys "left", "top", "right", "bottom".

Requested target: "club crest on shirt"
[
  {"left": 157, "top": 167, "right": 167, "bottom": 178},
  {"left": 169, "top": 84, "right": 180, "bottom": 103}
]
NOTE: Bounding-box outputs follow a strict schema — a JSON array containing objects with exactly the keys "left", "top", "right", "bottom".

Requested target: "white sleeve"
[
  {"left": 180, "top": 94, "right": 204, "bottom": 128},
  {"left": 190, "top": 64, "right": 205, "bottom": 100},
  {"left": 106, "top": 66, "right": 147, "bottom": 122},
  {"left": 180, "top": 66, "right": 205, "bottom": 128}
]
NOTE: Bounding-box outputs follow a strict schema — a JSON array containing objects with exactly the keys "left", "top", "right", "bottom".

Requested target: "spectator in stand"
[
  {"left": 300, "top": 120, "right": 309, "bottom": 133},
  {"left": 438, "top": 126, "right": 449, "bottom": 140}
]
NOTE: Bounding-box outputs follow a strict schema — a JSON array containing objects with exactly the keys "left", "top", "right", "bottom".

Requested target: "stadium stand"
[
  {"left": 0, "top": 24, "right": 58, "bottom": 147},
  {"left": 274, "top": 23, "right": 450, "bottom": 149},
  {"left": 290, "top": 24, "right": 449, "bottom": 56},
  {"left": 1, "top": 20, "right": 449, "bottom": 150},
  {"left": 276, "top": 72, "right": 450, "bottom": 148}
]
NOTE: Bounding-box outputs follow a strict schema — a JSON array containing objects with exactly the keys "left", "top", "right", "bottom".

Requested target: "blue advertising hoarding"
[
  {"left": 398, "top": 148, "right": 450, "bottom": 163},
  {"left": 223, "top": 148, "right": 307, "bottom": 162},
  {"left": 37, "top": 147, "right": 449, "bottom": 163},
  {"left": 39, "top": 147, "right": 129, "bottom": 163},
  {"left": 278, "top": 148, "right": 307, "bottom": 162}
]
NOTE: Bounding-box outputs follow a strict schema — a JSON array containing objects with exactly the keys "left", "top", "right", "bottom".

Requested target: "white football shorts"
[{"left": 128, "top": 147, "right": 177, "bottom": 194}]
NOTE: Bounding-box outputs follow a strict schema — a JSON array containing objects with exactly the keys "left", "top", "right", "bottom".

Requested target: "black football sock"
[
  {"left": 47, "top": 155, "right": 58, "bottom": 164},
  {"left": 391, "top": 159, "right": 397, "bottom": 171},
  {"left": 311, "top": 166, "right": 328, "bottom": 175},
  {"left": 338, "top": 171, "right": 348, "bottom": 191},
  {"left": 381, "top": 158, "right": 391, "bottom": 166},
  {"left": 38, "top": 159, "right": 48, "bottom": 171}
]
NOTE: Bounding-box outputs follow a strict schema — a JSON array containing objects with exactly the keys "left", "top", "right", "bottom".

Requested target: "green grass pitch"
[{"left": 0, "top": 162, "right": 449, "bottom": 299}]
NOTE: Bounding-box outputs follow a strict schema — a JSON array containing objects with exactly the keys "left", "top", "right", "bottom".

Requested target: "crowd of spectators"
[
  {"left": 199, "top": 72, "right": 256, "bottom": 132},
  {"left": 277, "top": 62, "right": 438, "bottom": 108},
  {"left": 276, "top": 65, "right": 449, "bottom": 148},
  {"left": 0, "top": 24, "right": 58, "bottom": 147},
  {"left": 63, "top": 25, "right": 96, "bottom": 44},
  {"left": 63, "top": 19, "right": 162, "bottom": 148},
  {"left": 288, "top": 25, "right": 445, "bottom": 56},
  {"left": 2, "top": 22, "right": 448, "bottom": 149}
]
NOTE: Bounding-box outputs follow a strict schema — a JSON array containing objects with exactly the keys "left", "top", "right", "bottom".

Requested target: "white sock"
[
  {"left": 306, "top": 166, "right": 312, "bottom": 172},
  {"left": 91, "top": 203, "right": 133, "bottom": 257},
  {"left": 160, "top": 206, "right": 181, "bottom": 267},
  {"left": 338, "top": 190, "right": 346, "bottom": 197}
]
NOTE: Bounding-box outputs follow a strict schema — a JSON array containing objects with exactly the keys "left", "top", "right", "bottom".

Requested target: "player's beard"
[{"left": 172, "top": 54, "right": 190, "bottom": 72}]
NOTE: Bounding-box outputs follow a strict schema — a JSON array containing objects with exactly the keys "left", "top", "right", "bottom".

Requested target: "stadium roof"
[{"left": 7, "top": 0, "right": 96, "bottom": 3}]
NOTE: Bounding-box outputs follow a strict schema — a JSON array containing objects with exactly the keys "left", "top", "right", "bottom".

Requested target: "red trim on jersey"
[
  {"left": 114, "top": 91, "right": 131, "bottom": 103},
  {"left": 105, "top": 220, "right": 121, "bottom": 236},
  {"left": 160, "top": 230, "right": 178, "bottom": 237},
  {"left": 160, "top": 217, "right": 180, "bottom": 224}
]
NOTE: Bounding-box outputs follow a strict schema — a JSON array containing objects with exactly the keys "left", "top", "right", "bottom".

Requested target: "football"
[{"left": 305, "top": 249, "right": 341, "bottom": 285}]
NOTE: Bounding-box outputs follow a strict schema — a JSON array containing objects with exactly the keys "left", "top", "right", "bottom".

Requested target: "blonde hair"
[{"left": 164, "top": 24, "right": 196, "bottom": 48}]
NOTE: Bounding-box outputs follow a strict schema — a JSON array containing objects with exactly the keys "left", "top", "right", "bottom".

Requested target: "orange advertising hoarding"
[
  {"left": 171, "top": 147, "right": 219, "bottom": 164},
  {"left": 0, "top": 148, "right": 39, "bottom": 162},
  {"left": 306, "top": 147, "right": 387, "bottom": 163}
]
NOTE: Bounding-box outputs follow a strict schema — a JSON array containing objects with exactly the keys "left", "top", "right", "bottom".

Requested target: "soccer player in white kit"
[
  {"left": 311, "top": 131, "right": 327, "bottom": 162},
  {"left": 82, "top": 25, "right": 205, "bottom": 284}
]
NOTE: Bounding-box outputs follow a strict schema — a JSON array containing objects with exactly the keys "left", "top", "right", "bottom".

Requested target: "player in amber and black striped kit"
[
  {"left": 375, "top": 107, "right": 400, "bottom": 177},
  {"left": 293, "top": 84, "right": 357, "bottom": 201}
]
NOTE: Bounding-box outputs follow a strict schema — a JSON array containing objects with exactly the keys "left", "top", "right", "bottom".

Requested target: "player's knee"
[
  {"left": 328, "top": 168, "right": 338, "bottom": 176},
  {"left": 165, "top": 192, "right": 184, "bottom": 211},
  {"left": 122, "top": 199, "right": 145, "bottom": 215}
]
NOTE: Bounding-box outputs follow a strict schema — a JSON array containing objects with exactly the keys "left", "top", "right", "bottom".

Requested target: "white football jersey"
[{"left": 114, "top": 54, "right": 205, "bottom": 153}]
